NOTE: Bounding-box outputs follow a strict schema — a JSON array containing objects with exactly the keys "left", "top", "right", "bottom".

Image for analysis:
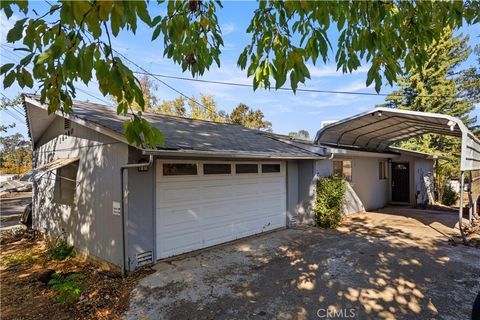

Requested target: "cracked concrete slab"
[{"left": 124, "top": 208, "right": 480, "bottom": 320}]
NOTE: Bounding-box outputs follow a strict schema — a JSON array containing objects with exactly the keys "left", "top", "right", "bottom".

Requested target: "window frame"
[
  {"left": 53, "top": 161, "right": 79, "bottom": 206},
  {"left": 162, "top": 162, "right": 199, "bottom": 176},
  {"left": 234, "top": 163, "right": 260, "bottom": 175},
  {"left": 333, "top": 159, "right": 352, "bottom": 182},
  {"left": 379, "top": 161, "right": 388, "bottom": 180},
  {"left": 203, "top": 163, "right": 233, "bottom": 175},
  {"left": 261, "top": 163, "right": 282, "bottom": 174},
  {"left": 158, "top": 160, "right": 283, "bottom": 178}
]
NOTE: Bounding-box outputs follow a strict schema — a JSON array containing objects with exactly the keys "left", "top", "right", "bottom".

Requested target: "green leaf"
[
  {"left": 6, "top": 18, "right": 27, "bottom": 43},
  {"left": 22, "top": 68, "right": 33, "bottom": 88},
  {"left": 0, "top": 63, "right": 15, "bottom": 75},
  {"left": 3, "top": 71, "right": 15, "bottom": 88},
  {"left": 37, "top": 50, "right": 52, "bottom": 64}
]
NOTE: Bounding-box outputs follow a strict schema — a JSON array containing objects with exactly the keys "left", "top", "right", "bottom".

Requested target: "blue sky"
[{"left": 1, "top": 1, "right": 479, "bottom": 140}]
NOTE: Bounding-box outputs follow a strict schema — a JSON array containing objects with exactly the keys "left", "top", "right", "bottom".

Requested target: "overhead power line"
[
  {"left": 2, "top": 43, "right": 458, "bottom": 99},
  {"left": 112, "top": 49, "right": 212, "bottom": 112}
]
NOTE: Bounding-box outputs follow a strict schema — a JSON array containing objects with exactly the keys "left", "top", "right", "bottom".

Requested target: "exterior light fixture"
[
  {"left": 137, "top": 159, "right": 150, "bottom": 172},
  {"left": 377, "top": 111, "right": 382, "bottom": 117}
]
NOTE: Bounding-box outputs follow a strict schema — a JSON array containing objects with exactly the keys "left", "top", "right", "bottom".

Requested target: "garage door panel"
[
  {"left": 158, "top": 230, "right": 203, "bottom": 255},
  {"left": 157, "top": 184, "right": 201, "bottom": 203},
  {"left": 156, "top": 160, "right": 286, "bottom": 259}
]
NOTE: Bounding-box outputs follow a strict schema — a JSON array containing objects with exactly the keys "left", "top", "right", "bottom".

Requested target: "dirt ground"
[
  {"left": 0, "top": 230, "right": 153, "bottom": 320},
  {"left": 125, "top": 207, "right": 480, "bottom": 320}
]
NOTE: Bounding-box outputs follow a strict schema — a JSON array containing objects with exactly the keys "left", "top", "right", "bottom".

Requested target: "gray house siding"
[
  {"left": 126, "top": 148, "right": 156, "bottom": 271},
  {"left": 33, "top": 116, "right": 127, "bottom": 267},
  {"left": 286, "top": 160, "right": 317, "bottom": 225},
  {"left": 286, "top": 160, "right": 299, "bottom": 226}
]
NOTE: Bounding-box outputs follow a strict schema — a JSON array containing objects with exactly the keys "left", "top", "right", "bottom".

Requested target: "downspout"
[{"left": 120, "top": 154, "right": 154, "bottom": 277}]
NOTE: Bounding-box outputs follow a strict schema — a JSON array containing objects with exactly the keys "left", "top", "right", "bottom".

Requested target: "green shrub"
[
  {"left": 442, "top": 183, "right": 458, "bottom": 206},
  {"left": 313, "top": 176, "right": 346, "bottom": 228},
  {"left": 46, "top": 233, "right": 76, "bottom": 261},
  {"left": 48, "top": 273, "right": 85, "bottom": 304}
]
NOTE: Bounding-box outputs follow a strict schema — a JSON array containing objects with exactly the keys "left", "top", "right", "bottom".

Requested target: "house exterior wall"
[
  {"left": 390, "top": 155, "right": 433, "bottom": 206},
  {"left": 126, "top": 148, "right": 156, "bottom": 271},
  {"left": 33, "top": 116, "right": 128, "bottom": 267},
  {"left": 286, "top": 160, "right": 299, "bottom": 226},
  {"left": 294, "top": 160, "right": 315, "bottom": 224},
  {"left": 350, "top": 157, "right": 389, "bottom": 210}
]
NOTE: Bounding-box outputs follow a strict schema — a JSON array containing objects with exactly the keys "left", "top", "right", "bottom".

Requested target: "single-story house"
[{"left": 25, "top": 94, "right": 454, "bottom": 272}]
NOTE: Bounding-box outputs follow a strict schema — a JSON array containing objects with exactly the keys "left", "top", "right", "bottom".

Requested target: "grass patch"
[{"left": 0, "top": 252, "right": 36, "bottom": 266}]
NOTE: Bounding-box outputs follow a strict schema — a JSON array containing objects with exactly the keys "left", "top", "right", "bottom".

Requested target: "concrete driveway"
[{"left": 125, "top": 208, "right": 480, "bottom": 320}]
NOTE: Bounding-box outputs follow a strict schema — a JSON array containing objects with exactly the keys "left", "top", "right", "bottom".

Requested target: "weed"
[
  {"left": 46, "top": 233, "right": 76, "bottom": 261},
  {"left": 48, "top": 273, "right": 85, "bottom": 304}
]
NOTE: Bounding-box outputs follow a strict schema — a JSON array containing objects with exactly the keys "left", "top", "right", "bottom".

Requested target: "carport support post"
[
  {"left": 468, "top": 171, "right": 473, "bottom": 225},
  {"left": 458, "top": 171, "right": 467, "bottom": 244}
]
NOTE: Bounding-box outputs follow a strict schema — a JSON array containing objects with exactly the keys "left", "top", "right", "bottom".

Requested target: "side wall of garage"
[
  {"left": 33, "top": 116, "right": 128, "bottom": 268},
  {"left": 126, "top": 148, "right": 156, "bottom": 271}
]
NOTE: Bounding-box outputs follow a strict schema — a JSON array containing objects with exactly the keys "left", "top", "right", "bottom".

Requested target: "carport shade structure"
[{"left": 314, "top": 107, "right": 480, "bottom": 242}]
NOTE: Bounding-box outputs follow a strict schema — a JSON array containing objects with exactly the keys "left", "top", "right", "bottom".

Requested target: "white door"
[{"left": 155, "top": 160, "right": 286, "bottom": 259}]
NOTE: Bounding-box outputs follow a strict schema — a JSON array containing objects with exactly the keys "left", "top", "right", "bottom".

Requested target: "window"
[
  {"left": 54, "top": 161, "right": 79, "bottom": 205},
  {"left": 379, "top": 161, "right": 388, "bottom": 180},
  {"left": 163, "top": 163, "right": 198, "bottom": 176},
  {"left": 236, "top": 164, "right": 258, "bottom": 174},
  {"left": 204, "top": 163, "right": 231, "bottom": 175},
  {"left": 262, "top": 164, "right": 281, "bottom": 173},
  {"left": 333, "top": 160, "right": 352, "bottom": 181}
]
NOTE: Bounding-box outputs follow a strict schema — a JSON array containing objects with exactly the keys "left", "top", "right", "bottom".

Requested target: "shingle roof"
[{"left": 24, "top": 94, "right": 320, "bottom": 158}]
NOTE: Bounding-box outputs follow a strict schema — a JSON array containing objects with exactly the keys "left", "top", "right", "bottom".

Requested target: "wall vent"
[
  {"left": 64, "top": 119, "right": 71, "bottom": 130},
  {"left": 136, "top": 251, "right": 153, "bottom": 267},
  {"left": 288, "top": 216, "right": 298, "bottom": 227}
]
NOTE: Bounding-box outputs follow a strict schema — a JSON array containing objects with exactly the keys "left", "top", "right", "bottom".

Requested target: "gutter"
[
  {"left": 142, "top": 149, "right": 324, "bottom": 160},
  {"left": 120, "top": 154, "right": 154, "bottom": 277}
]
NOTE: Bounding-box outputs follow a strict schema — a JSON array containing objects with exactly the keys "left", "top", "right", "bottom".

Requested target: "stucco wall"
[
  {"left": 33, "top": 116, "right": 128, "bottom": 267},
  {"left": 350, "top": 157, "right": 389, "bottom": 210}
]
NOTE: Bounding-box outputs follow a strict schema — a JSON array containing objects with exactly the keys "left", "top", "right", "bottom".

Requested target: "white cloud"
[
  {"left": 307, "top": 63, "right": 369, "bottom": 78},
  {"left": 221, "top": 23, "right": 236, "bottom": 36}
]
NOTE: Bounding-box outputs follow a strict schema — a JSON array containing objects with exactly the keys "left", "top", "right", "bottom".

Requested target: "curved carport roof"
[{"left": 314, "top": 107, "right": 480, "bottom": 171}]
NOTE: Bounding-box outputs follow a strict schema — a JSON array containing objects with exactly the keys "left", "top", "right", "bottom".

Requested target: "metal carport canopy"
[{"left": 314, "top": 107, "right": 480, "bottom": 171}]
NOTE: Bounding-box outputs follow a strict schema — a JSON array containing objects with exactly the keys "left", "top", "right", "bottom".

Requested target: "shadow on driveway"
[{"left": 125, "top": 207, "right": 480, "bottom": 320}]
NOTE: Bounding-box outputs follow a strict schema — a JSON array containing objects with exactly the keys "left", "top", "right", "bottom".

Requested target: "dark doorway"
[{"left": 392, "top": 162, "right": 410, "bottom": 202}]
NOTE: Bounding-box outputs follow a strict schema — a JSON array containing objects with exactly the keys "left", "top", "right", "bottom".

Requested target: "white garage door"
[{"left": 155, "top": 160, "right": 286, "bottom": 259}]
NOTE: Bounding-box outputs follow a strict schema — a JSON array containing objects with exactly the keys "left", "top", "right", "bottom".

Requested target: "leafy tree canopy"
[
  {"left": 229, "top": 103, "right": 272, "bottom": 131},
  {"left": 1, "top": 0, "right": 479, "bottom": 147},
  {"left": 288, "top": 130, "right": 310, "bottom": 141},
  {"left": 0, "top": 132, "right": 32, "bottom": 175}
]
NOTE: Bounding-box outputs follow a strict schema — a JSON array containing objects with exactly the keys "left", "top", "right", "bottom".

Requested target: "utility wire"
[
  {"left": 1, "top": 42, "right": 462, "bottom": 99},
  {"left": 112, "top": 49, "right": 212, "bottom": 112}
]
